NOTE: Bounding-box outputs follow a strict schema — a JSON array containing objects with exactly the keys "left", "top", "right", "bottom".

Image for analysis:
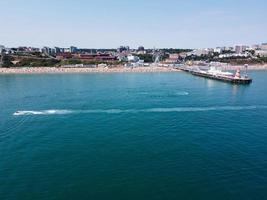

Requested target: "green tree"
[{"left": 2, "top": 55, "right": 14, "bottom": 67}]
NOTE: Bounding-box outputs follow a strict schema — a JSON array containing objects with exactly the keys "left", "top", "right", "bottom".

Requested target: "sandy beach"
[
  {"left": 0, "top": 66, "right": 180, "bottom": 74},
  {"left": 0, "top": 64, "right": 267, "bottom": 74}
]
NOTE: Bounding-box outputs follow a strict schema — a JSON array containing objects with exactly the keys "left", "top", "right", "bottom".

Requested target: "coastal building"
[
  {"left": 260, "top": 43, "right": 267, "bottom": 50},
  {"left": 17, "top": 47, "right": 28, "bottom": 52},
  {"left": 214, "top": 47, "right": 226, "bottom": 54},
  {"left": 127, "top": 55, "right": 139, "bottom": 62},
  {"left": 29, "top": 47, "right": 40, "bottom": 52},
  {"left": 218, "top": 52, "right": 250, "bottom": 58},
  {"left": 137, "top": 46, "right": 145, "bottom": 51},
  {"left": 225, "top": 46, "right": 234, "bottom": 52},
  {"left": 235, "top": 45, "right": 248, "bottom": 54},
  {"left": 117, "top": 46, "right": 130, "bottom": 53},
  {"left": 70, "top": 46, "right": 78, "bottom": 53},
  {"left": 165, "top": 54, "right": 180, "bottom": 63},
  {"left": 3, "top": 48, "right": 13, "bottom": 54},
  {"left": 15, "top": 46, "right": 40, "bottom": 53},
  {"left": 54, "top": 47, "right": 63, "bottom": 54},
  {"left": 98, "top": 63, "right": 108, "bottom": 68},
  {"left": 255, "top": 50, "right": 267, "bottom": 57},
  {"left": 178, "top": 52, "right": 188, "bottom": 59},
  {"left": 117, "top": 53, "right": 128, "bottom": 62},
  {"left": 42, "top": 47, "right": 55, "bottom": 55},
  {"left": 63, "top": 48, "right": 71, "bottom": 53},
  {"left": 124, "top": 59, "right": 144, "bottom": 67},
  {"left": 16, "top": 47, "right": 41, "bottom": 53},
  {"left": 137, "top": 46, "right": 146, "bottom": 54},
  {"left": 188, "top": 49, "right": 210, "bottom": 56}
]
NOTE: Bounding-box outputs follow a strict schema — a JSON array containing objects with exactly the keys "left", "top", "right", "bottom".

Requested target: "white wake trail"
[
  {"left": 13, "top": 110, "right": 74, "bottom": 116},
  {"left": 13, "top": 106, "right": 267, "bottom": 116}
]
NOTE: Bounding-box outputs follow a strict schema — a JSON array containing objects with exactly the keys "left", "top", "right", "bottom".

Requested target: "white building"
[
  {"left": 235, "top": 45, "right": 248, "bottom": 54},
  {"left": 255, "top": 50, "right": 267, "bottom": 57},
  {"left": 225, "top": 46, "right": 234, "bottom": 51},
  {"left": 42, "top": 47, "right": 55, "bottom": 55},
  {"left": 63, "top": 48, "right": 71, "bottom": 53},
  {"left": 187, "top": 49, "right": 211, "bottom": 56},
  {"left": 127, "top": 55, "right": 139, "bottom": 62},
  {"left": 214, "top": 47, "right": 223, "bottom": 54},
  {"left": 125, "top": 60, "right": 144, "bottom": 67},
  {"left": 218, "top": 52, "right": 250, "bottom": 58}
]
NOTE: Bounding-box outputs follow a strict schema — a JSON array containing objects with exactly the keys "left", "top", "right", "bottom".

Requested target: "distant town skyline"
[{"left": 0, "top": 0, "right": 266, "bottom": 49}]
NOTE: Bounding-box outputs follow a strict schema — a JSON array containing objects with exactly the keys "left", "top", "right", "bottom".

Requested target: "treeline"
[
  {"left": 1, "top": 55, "right": 60, "bottom": 67},
  {"left": 78, "top": 49, "right": 117, "bottom": 54},
  {"left": 60, "top": 59, "right": 123, "bottom": 66},
  {"left": 214, "top": 56, "right": 267, "bottom": 65},
  {"left": 185, "top": 54, "right": 267, "bottom": 64},
  {"left": 258, "top": 57, "right": 267, "bottom": 63},
  {"left": 161, "top": 48, "right": 192, "bottom": 54},
  {"left": 19, "top": 58, "right": 60, "bottom": 67},
  {"left": 133, "top": 54, "right": 154, "bottom": 63},
  {"left": 1, "top": 55, "right": 13, "bottom": 67},
  {"left": 1, "top": 55, "right": 125, "bottom": 67}
]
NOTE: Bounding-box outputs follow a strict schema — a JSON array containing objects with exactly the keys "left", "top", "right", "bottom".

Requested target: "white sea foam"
[
  {"left": 144, "top": 106, "right": 260, "bottom": 113},
  {"left": 174, "top": 91, "right": 189, "bottom": 96},
  {"left": 13, "top": 110, "right": 74, "bottom": 116},
  {"left": 13, "top": 106, "right": 267, "bottom": 116},
  {"left": 138, "top": 91, "right": 189, "bottom": 96}
]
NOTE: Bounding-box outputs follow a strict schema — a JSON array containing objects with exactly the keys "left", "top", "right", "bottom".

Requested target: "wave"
[
  {"left": 144, "top": 106, "right": 264, "bottom": 112},
  {"left": 137, "top": 91, "right": 189, "bottom": 96},
  {"left": 174, "top": 91, "right": 189, "bottom": 96},
  {"left": 13, "top": 106, "right": 267, "bottom": 116}
]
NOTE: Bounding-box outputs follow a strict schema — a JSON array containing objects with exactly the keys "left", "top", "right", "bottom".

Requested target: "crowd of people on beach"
[
  {"left": 0, "top": 66, "right": 179, "bottom": 74},
  {"left": 0, "top": 64, "right": 267, "bottom": 74}
]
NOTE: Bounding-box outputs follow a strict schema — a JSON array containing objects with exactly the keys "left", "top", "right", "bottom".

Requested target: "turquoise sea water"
[{"left": 0, "top": 71, "right": 267, "bottom": 200}]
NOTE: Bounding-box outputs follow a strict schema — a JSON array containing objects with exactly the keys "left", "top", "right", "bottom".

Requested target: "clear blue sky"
[{"left": 0, "top": 0, "right": 266, "bottom": 48}]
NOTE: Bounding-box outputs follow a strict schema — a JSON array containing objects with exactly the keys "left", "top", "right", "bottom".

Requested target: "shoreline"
[
  {"left": 0, "top": 66, "right": 179, "bottom": 74},
  {"left": 0, "top": 64, "right": 267, "bottom": 74}
]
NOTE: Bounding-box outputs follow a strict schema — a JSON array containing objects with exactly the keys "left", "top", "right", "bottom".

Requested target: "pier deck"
[{"left": 180, "top": 67, "right": 252, "bottom": 84}]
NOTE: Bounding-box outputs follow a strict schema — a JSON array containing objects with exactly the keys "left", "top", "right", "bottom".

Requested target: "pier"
[{"left": 179, "top": 66, "right": 252, "bottom": 84}]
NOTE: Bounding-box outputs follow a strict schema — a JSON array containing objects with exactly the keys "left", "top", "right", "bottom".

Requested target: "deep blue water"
[{"left": 0, "top": 71, "right": 267, "bottom": 200}]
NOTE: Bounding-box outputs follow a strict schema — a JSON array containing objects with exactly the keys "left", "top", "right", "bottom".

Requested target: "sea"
[{"left": 0, "top": 71, "right": 267, "bottom": 200}]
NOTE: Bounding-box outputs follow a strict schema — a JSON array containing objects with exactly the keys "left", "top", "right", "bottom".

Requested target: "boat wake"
[
  {"left": 13, "top": 105, "right": 267, "bottom": 116},
  {"left": 13, "top": 110, "right": 74, "bottom": 116}
]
